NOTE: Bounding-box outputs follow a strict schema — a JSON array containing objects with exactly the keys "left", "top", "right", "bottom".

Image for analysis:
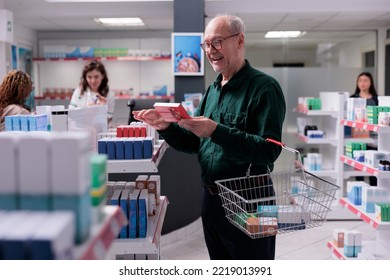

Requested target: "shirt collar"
[{"left": 213, "top": 59, "right": 251, "bottom": 88}]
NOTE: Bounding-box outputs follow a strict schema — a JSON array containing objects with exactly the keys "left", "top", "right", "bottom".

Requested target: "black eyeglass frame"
[{"left": 200, "top": 33, "right": 240, "bottom": 52}]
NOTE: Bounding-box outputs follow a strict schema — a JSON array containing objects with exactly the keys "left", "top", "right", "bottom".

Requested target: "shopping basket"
[{"left": 214, "top": 138, "right": 340, "bottom": 239}]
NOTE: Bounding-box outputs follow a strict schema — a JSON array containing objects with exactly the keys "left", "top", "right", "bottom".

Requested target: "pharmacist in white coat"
[{"left": 69, "top": 59, "right": 115, "bottom": 124}]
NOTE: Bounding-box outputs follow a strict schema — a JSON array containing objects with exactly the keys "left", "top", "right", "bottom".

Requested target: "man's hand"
[
  {"left": 133, "top": 109, "right": 170, "bottom": 131},
  {"left": 178, "top": 117, "right": 217, "bottom": 138}
]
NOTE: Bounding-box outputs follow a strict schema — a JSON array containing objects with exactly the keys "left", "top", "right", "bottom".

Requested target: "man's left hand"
[{"left": 178, "top": 117, "right": 217, "bottom": 138}]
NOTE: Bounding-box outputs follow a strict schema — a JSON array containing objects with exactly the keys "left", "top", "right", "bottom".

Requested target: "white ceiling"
[{"left": 3, "top": 0, "right": 390, "bottom": 47}]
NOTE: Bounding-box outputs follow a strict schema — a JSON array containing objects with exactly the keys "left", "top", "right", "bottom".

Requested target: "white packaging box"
[
  {"left": 319, "top": 91, "right": 348, "bottom": 111},
  {"left": 148, "top": 175, "right": 161, "bottom": 205},
  {"left": 364, "top": 150, "right": 387, "bottom": 168},
  {"left": 51, "top": 110, "right": 68, "bottom": 131},
  {"left": 18, "top": 132, "right": 52, "bottom": 195},
  {"left": 125, "top": 181, "right": 136, "bottom": 193},
  {"left": 346, "top": 98, "right": 366, "bottom": 121},
  {"left": 0, "top": 211, "right": 27, "bottom": 235},
  {"left": 0, "top": 134, "right": 18, "bottom": 195},
  {"left": 51, "top": 131, "right": 91, "bottom": 195},
  {"left": 344, "top": 230, "right": 355, "bottom": 246},
  {"left": 0, "top": 9, "right": 14, "bottom": 43},
  {"left": 1, "top": 212, "right": 47, "bottom": 260},
  {"left": 352, "top": 231, "right": 362, "bottom": 247},
  {"left": 114, "top": 181, "right": 127, "bottom": 191},
  {"left": 30, "top": 211, "right": 75, "bottom": 260}
]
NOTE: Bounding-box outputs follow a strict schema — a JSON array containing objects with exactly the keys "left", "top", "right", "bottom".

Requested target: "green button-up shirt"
[{"left": 159, "top": 60, "right": 286, "bottom": 184}]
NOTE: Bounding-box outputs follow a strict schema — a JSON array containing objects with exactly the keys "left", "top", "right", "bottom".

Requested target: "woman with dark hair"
[
  {"left": 0, "top": 70, "right": 33, "bottom": 131},
  {"left": 351, "top": 72, "right": 378, "bottom": 186},
  {"left": 350, "top": 72, "right": 378, "bottom": 106},
  {"left": 69, "top": 59, "right": 115, "bottom": 122}
]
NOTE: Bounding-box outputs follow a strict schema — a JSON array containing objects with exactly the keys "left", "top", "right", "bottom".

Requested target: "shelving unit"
[
  {"left": 107, "top": 140, "right": 169, "bottom": 173},
  {"left": 332, "top": 119, "right": 390, "bottom": 260},
  {"left": 108, "top": 196, "right": 169, "bottom": 260},
  {"left": 295, "top": 92, "right": 345, "bottom": 197},
  {"left": 327, "top": 240, "right": 380, "bottom": 260},
  {"left": 105, "top": 138, "right": 170, "bottom": 259}
]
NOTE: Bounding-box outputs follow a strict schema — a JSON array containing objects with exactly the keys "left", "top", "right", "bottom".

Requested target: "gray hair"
[{"left": 208, "top": 14, "right": 246, "bottom": 34}]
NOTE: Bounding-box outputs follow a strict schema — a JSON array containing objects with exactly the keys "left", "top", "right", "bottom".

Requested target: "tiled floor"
[{"left": 160, "top": 217, "right": 377, "bottom": 260}]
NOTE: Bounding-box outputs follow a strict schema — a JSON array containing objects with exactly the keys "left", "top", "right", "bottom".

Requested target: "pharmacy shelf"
[
  {"left": 340, "top": 120, "right": 390, "bottom": 133},
  {"left": 108, "top": 196, "right": 169, "bottom": 259},
  {"left": 107, "top": 140, "right": 169, "bottom": 173},
  {"left": 327, "top": 240, "right": 381, "bottom": 260},
  {"left": 339, "top": 198, "right": 390, "bottom": 230},
  {"left": 309, "top": 170, "right": 338, "bottom": 178},
  {"left": 336, "top": 118, "right": 390, "bottom": 260},
  {"left": 293, "top": 108, "right": 338, "bottom": 118},
  {"left": 295, "top": 93, "right": 345, "bottom": 197},
  {"left": 327, "top": 241, "right": 351, "bottom": 260},
  {"left": 296, "top": 134, "right": 339, "bottom": 146},
  {"left": 344, "top": 137, "right": 377, "bottom": 145},
  {"left": 340, "top": 155, "right": 390, "bottom": 179},
  {"left": 76, "top": 205, "right": 127, "bottom": 260},
  {"left": 33, "top": 56, "right": 171, "bottom": 62}
]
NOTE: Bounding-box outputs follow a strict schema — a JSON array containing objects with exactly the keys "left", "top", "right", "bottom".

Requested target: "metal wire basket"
[{"left": 214, "top": 138, "right": 340, "bottom": 239}]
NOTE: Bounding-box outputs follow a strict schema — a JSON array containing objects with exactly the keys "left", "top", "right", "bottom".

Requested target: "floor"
[{"left": 160, "top": 217, "right": 377, "bottom": 260}]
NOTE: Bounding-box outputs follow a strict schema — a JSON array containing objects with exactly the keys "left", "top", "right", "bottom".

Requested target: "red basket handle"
[{"left": 265, "top": 138, "right": 285, "bottom": 147}]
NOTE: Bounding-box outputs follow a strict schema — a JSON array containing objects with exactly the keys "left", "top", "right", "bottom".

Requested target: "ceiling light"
[
  {"left": 95, "top": 17, "right": 144, "bottom": 26},
  {"left": 265, "top": 31, "right": 307, "bottom": 39}
]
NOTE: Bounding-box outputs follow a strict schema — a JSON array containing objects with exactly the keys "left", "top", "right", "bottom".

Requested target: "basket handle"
[
  {"left": 265, "top": 138, "right": 304, "bottom": 171},
  {"left": 266, "top": 138, "right": 301, "bottom": 155}
]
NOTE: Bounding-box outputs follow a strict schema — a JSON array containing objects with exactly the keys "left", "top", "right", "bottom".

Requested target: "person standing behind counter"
[
  {"left": 133, "top": 14, "right": 286, "bottom": 260},
  {"left": 350, "top": 72, "right": 378, "bottom": 106},
  {"left": 69, "top": 59, "right": 115, "bottom": 124},
  {"left": 0, "top": 70, "right": 33, "bottom": 132},
  {"left": 350, "top": 72, "right": 378, "bottom": 186}
]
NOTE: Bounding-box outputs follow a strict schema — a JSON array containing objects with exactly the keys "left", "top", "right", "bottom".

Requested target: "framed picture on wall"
[{"left": 171, "top": 32, "right": 204, "bottom": 76}]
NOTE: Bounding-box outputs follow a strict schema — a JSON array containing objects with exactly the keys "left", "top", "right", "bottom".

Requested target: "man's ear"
[{"left": 238, "top": 33, "right": 245, "bottom": 48}]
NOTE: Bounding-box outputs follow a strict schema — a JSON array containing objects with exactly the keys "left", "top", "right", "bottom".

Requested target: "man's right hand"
[{"left": 133, "top": 109, "right": 170, "bottom": 131}]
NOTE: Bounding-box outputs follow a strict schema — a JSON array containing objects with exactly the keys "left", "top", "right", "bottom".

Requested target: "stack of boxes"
[
  {"left": 0, "top": 131, "right": 93, "bottom": 245},
  {"left": 333, "top": 229, "right": 362, "bottom": 258},
  {"left": 97, "top": 122, "right": 155, "bottom": 160},
  {"left": 106, "top": 175, "right": 161, "bottom": 239},
  {"left": 0, "top": 131, "right": 108, "bottom": 259},
  {"left": 5, "top": 114, "right": 48, "bottom": 131},
  {"left": 0, "top": 211, "right": 75, "bottom": 260},
  {"left": 367, "top": 105, "right": 390, "bottom": 124}
]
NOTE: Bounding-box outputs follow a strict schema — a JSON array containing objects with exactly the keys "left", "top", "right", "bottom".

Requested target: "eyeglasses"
[{"left": 200, "top": 33, "right": 240, "bottom": 52}]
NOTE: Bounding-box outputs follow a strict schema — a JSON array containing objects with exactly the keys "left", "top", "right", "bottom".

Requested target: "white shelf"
[
  {"left": 327, "top": 240, "right": 386, "bottom": 260},
  {"left": 339, "top": 198, "right": 390, "bottom": 230},
  {"left": 295, "top": 92, "right": 345, "bottom": 192},
  {"left": 340, "top": 155, "right": 390, "bottom": 179},
  {"left": 294, "top": 108, "right": 338, "bottom": 118},
  {"left": 107, "top": 140, "right": 169, "bottom": 173},
  {"left": 309, "top": 170, "right": 338, "bottom": 177},
  {"left": 336, "top": 117, "right": 390, "bottom": 261},
  {"left": 344, "top": 137, "right": 377, "bottom": 145},
  {"left": 296, "top": 134, "right": 338, "bottom": 145},
  {"left": 341, "top": 120, "right": 390, "bottom": 133},
  {"left": 108, "top": 196, "right": 169, "bottom": 258}
]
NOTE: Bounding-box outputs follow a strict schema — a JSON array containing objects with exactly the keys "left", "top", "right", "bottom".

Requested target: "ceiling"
[{"left": 3, "top": 0, "right": 390, "bottom": 47}]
